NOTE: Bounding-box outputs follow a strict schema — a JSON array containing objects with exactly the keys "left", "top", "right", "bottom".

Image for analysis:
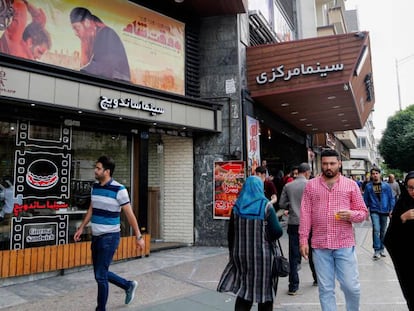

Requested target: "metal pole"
[
  {"left": 395, "top": 58, "right": 402, "bottom": 111},
  {"left": 395, "top": 54, "right": 414, "bottom": 111}
]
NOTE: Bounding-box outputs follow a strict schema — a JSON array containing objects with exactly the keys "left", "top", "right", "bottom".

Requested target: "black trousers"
[{"left": 235, "top": 297, "right": 273, "bottom": 311}]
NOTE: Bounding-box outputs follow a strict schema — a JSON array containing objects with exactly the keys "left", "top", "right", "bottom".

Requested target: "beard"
[{"left": 323, "top": 169, "right": 339, "bottom": 179}]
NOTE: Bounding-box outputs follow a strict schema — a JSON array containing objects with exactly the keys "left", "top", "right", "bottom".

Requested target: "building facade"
[{"left": 0, "top": 0, "right": 376, "bottom": 280}]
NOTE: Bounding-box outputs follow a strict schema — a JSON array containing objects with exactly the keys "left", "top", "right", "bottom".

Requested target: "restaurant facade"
[{"left": 0, "top": 0, "right": 374, "bottom": 280}]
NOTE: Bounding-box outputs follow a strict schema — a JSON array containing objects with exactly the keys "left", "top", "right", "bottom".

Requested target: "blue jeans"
[
  {"left": 313, "top": 247, "right": 360, "bottom": 311},
  {"left": 92, "top": 232, "right": 131, "bottom": 311},
  {"left": 287, "top": 224, "right": 300, "bottom": 292},
  {"left": 370, "top": 212, "right": 388, "bottom": 252}
]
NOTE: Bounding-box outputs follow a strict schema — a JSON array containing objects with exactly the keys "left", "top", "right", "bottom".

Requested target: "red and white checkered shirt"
[{"left": 299, "top": 174, "right": 368, "bottom": 249}]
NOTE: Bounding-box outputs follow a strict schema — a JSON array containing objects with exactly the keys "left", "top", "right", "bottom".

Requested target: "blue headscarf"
[{"left": 232, "top": 176, "right": 268, "bottom": 220}]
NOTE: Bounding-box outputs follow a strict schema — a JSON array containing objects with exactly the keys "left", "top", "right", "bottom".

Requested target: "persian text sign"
[{"left": 213, "top": 161, "right": 245, "bottom": 220}]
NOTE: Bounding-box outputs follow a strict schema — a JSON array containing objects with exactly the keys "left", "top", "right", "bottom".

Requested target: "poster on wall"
[
  {"left": 13, "top": 121, "right": 71, "bottom": 218},
  {"left": 213, "top": 161, "right": 245, "bottom": 220},
  {"left": 11, "top": 215, "right": 68, "bottom": 249},
  {"left": 0, "top": 0, "right": 185, "bottom": 95},
  {"left": 246, "top": 116, "right": 261, "bottom": 176}
]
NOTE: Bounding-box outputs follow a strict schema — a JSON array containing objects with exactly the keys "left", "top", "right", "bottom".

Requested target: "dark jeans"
[
  {"left": 92, "top": 232, "right": 131, "bottom": 311},
  {"left": 370, "top": 212, "right": 388, "bottom": 252},
  {"left": 235, "top": 297, "right": 273, "bottom": 311},
  {"left": 308, "top": 231, "right": 317, "bottom": 283},
  {"left": 287, "top": 224, "right": 300, "bottom": 292}
]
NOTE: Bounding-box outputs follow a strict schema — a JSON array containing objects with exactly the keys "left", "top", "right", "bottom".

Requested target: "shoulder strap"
[{"left": 277, "top": 239, "right": 284, "bottom": 257}]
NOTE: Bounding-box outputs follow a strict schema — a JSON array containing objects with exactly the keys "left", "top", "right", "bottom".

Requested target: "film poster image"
[
  {"left": 213, "top": 161, "right": 245, "bottom": 220},
  {"left": 0, "top": 0, "right": 185, "bottom": 95},
  {"left": 246, "top": 115, "right": 261, "bottom": 176}
]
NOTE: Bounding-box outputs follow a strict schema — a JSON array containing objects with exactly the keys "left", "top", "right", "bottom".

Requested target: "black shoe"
[
  {"left": 312, "top": 281, "right": 318, "bottom": 286},
  {"left": 288, "top": 290, "right": 297, "bottom": 296},
  {"left": 0, "top": 216, "right": 4, "bottom": 223}
]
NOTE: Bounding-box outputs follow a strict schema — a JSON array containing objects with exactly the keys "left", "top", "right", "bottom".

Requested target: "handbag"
[{"left": 275, "top": 239, "right": 290, "bottom": 277}]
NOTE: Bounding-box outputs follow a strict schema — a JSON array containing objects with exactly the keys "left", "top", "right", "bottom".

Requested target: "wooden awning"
[{"left": 246, "top": 32, "right": 375, "bottom": 134}]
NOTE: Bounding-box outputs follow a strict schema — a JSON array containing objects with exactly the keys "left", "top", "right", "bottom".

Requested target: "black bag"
[{"left": 275, "top": 239, "right": 290, "bottom": 277}]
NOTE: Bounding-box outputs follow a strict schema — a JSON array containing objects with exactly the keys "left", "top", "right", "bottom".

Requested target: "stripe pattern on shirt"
[{"left": 91, "top": 179, "right": 130, "bottom": 236}]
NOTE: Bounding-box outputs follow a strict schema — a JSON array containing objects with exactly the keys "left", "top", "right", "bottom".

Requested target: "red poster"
[{"left": 213, "top": 161, "right": 245, "bottom": 220}]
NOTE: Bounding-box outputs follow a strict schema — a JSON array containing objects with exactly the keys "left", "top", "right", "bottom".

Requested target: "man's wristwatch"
[{"left": 136, "top": 235, "right": 143, "bottom": 241}]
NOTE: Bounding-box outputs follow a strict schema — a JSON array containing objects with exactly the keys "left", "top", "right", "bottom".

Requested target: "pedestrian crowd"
[{"left": 216, "top": 151, "right": 413, "bottom": 311}]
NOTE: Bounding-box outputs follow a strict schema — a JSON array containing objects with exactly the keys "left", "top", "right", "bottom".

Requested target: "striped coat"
[{"left": 217, "top": 206, "right": 280, "bottom": 303}]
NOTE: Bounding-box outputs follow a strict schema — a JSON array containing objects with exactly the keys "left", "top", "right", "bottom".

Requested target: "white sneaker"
[{"left": 373, "top": 252, "right": 381, "bottom": 260}]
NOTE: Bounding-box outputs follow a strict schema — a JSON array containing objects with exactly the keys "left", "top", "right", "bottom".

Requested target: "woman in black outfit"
[{"left": 384, "top": 171, "right": 414, "bottom": 311}]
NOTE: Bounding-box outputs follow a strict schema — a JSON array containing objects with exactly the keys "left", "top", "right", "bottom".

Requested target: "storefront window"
[
  {"left": 0, "top": 120, "right": 132, "bottom": 250},
  {"left": 70, "top": 129, "right": 132, "bottom": 241},
  {"left": 0, "top": 121, "right": 17, "bottom": 250}
]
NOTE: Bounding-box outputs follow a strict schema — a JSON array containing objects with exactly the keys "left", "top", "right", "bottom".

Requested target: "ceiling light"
[
  {"left": 332, "top": 105, "right": 340, "bottom": 109},
  {"left": 306, "top": 123, "right": 313, "bottom": 127},
  {"left": 337, "top": 113, "right": 345, "bottom": 116},
  {"left": 175, "top": 0, "right": 184, "bottom": 3},
  {"left": 327, "top": 96, "right": 336, "bottom": 100},
  {"left": 291, "top": 111, "right": 298, "bottom": 115},
  {"left": 299, "top": 118, "right": 307, "bottom": 121},
  {"left": 281, "top": 103, "right": 289, "bottom": 107}
]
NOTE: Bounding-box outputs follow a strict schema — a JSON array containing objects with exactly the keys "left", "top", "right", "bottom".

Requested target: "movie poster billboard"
[
  {"left": 213, "top": 161, "right": 245, "bottom": 220},
  {"left": 0, "top": 0, "right": 185, "bottom": 95},
  {"left": 246, "top": 116, "right": 261, "bottom": 176}
]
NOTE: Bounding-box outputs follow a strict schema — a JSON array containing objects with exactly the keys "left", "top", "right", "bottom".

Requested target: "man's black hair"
[
  {"left": 321, "top": 149, "right": 339, "bottom": 159},
  {"left": 70, "top": 7, "right": 102, "bottom": 24},
  {"left": 97, "top": 155, "right": 115, "bottom": 177},
  {"left": 370, "top": 167, "right": 381, "bottom": 174},
  {"left": 255, "top": 166, "right": 266, "bottom": 175}
]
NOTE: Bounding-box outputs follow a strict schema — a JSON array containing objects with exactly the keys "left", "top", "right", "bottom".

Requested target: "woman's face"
[{"left": 406, "top": 178, "right": 414, "bottom": 199}]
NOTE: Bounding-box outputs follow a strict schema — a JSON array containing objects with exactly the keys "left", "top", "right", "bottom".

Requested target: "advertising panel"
[
  {"left": 0, "top": 0, "right": 185, "bottom": 94},
  {"left": 213, "top": 161, "right": 245, "bottom": 220},
  {"left": 246, "top": 116, "right": 261, "bottom": 176}
]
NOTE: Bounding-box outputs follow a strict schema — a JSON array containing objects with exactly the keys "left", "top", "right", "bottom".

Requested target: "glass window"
[
  {"left": 0, "top": 121, "right": 17, "bottom": 250},
  {"left": 70, "top": 129, "right": 132, "bottom": 241},
  {"left": 0, "top": 120, "right": 132, "bottom": 250}
]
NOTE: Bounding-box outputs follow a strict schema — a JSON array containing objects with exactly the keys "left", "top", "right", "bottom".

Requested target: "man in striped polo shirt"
[{"left": 74, "top": 156, "right": 144, "bottom": 311}]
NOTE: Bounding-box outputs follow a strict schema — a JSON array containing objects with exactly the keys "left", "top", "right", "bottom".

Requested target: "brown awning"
[{"left": 246, "top": 32, "right": 375, "bottom": 134}]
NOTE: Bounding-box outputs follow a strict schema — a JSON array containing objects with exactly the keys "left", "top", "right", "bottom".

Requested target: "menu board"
[{"left": 213, "top": 161, "right": 245, "bottom": 219}]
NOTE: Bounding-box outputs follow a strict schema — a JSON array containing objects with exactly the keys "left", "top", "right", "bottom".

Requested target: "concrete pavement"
[{"left": 0, "top": 219, "right": 408, "bottom": 310}]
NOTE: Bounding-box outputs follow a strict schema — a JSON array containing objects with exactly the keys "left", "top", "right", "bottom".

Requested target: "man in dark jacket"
[{"left": 363, "top": 167, "right": 395, "bottom": 260}]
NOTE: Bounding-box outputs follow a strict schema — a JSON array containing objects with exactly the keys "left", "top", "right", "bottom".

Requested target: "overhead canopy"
[{"left": 246, "top": 32, "right": 375, "bottom": 133}]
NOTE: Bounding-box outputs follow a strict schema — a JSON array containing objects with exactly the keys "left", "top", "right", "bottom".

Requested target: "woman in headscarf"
[
  {"left": 384, "top": 171, "right": 414, "bottom": 310},
  {"left": 217, "top": 175, "right": 283, "bottom": 311}
]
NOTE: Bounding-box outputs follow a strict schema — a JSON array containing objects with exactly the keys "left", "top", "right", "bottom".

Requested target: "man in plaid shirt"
[{"left": 299, "top": 149, "right": 368, "bottom": 311}]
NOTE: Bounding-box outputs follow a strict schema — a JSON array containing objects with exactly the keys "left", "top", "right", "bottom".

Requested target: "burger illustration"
[{"left": 26, "top": 159, "right": 59, "bottom": 190}]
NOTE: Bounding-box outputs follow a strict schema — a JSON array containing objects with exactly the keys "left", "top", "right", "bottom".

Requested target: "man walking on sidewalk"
[
  {"left": 279, "top": 162, "right": 316, "bottom": 295},
  {"left": 299, "top": 149, "right": 368, "bottom": 311},
  {"left": 74, "top": 155, "right": 145, "bottom": 311},
  {"left": 363, "top": 167, "right": 394, "bottom": 260}
]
